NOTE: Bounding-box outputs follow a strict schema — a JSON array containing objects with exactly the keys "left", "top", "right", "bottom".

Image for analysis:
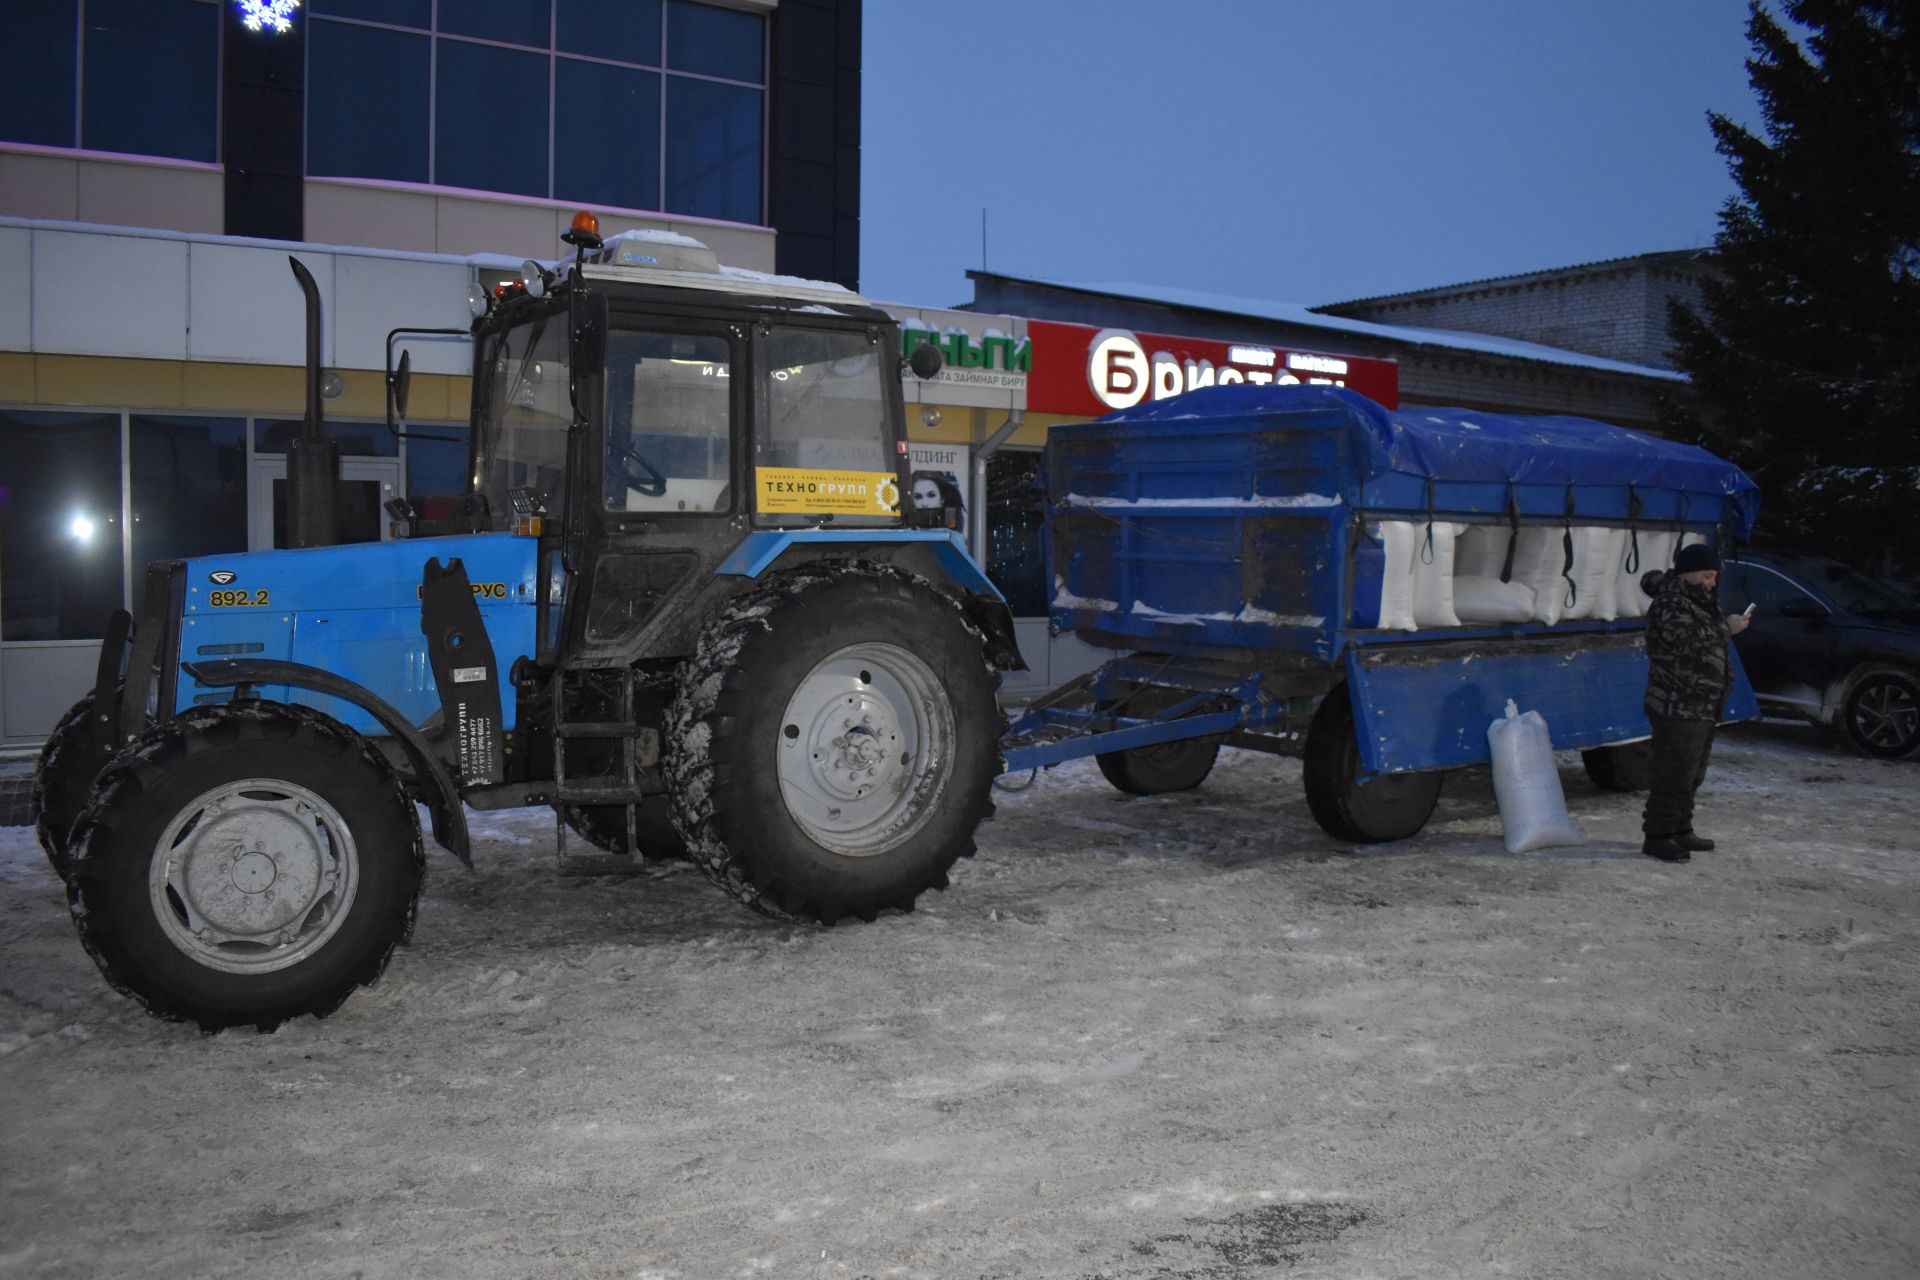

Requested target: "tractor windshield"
[{"left": 473, "top": 308, "right": 573, "bottom": 529}]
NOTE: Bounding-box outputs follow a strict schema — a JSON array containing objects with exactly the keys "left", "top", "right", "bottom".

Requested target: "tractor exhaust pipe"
[{"left": 287, "top": 257, "right": 339, "bottom": 548}]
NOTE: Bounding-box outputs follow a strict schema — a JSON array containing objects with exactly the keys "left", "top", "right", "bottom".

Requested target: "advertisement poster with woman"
[{"left": 907, "top": 442, "right": 969, "bottom": 531}]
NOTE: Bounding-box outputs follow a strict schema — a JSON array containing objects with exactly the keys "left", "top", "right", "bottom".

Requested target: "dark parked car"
[{"left": 1722, "top": 551, "right": 1920, "bottom": 758}]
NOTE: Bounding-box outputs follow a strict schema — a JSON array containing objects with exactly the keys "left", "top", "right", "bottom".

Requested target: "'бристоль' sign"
[{"left": 1026, "top": 320, "right": 1398, "bottom": 415}]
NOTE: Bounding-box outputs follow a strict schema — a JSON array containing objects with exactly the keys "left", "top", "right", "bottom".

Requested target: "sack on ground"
[{"left": 1487, "top": 698, "right": 1582, "bottom": 853}]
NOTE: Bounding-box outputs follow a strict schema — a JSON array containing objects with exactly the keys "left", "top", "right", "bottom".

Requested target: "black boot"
[
  {"left": 1674, "top": 830, "right": 1715, "bottom": 852},
  {"left": 1642, "top": 835, "right": 1691, "bottom": 863}
]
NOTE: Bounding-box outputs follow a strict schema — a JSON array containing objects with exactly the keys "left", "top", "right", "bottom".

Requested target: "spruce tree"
[{"left": 1668, "top": 0, "right": 1919, "bottom": 572}]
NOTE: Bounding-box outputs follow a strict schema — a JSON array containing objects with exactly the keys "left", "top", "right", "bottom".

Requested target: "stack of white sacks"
[{"left": 1372, "top": 520, "right": 1707, "bottom": 631}]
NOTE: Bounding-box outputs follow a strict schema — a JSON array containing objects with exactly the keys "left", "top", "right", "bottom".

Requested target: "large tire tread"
[
  {"left": 665, "top": 562, "right": 999, "bottom": 924},
  {"left": 33, "top": 689, "right": 118, "bottom": 884},
  {"left": 67, "top": 701, "right": 424, "bottom": 1032}
]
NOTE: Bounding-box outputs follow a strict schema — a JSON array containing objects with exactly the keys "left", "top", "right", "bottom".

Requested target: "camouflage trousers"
[{"left": 1642, "top": 715, "right": 1718, "bottom": 836}]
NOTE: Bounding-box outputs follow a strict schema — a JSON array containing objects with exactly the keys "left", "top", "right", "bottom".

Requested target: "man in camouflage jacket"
[{"left": 1638, "top": 542, "right": 1751, "bottom": 862}]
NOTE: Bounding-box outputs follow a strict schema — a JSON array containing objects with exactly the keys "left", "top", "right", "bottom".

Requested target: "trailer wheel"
[
  {"left": 33, "top": 688, "right": 120, "bottom": 884},
  {"left": 1096, "top": 736, "right": 1223, "bottom": 794},
  {"left": 1302, "top": 686, "right": 1443, "bottom": 842},
  {"left": 1581, "top": 741, "right": 1651, "bottom": 792},
  {"left": 665, "top": 563, "right": 1000, "bottom": 924},
  {"left": 66, "top": 702, "right": 423, "bottom": 1031}
]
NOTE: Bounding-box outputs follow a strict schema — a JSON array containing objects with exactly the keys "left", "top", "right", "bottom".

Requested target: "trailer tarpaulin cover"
[{"left": 1101, "top": 385, "right": 1762, "bottom": 538}]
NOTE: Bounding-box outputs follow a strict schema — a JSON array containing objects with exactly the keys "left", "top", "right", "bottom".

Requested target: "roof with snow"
[
  {"left": 968, "top": 270, "right": 1687, "bottom": 383},
  {"left": 1320, "top": 249, "right": 1715, "bottom": 310}
]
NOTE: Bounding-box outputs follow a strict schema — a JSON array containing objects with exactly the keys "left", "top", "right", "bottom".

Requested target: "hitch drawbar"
[{"left": 998, "top": 658, "right": 1294, "bottom": 772}]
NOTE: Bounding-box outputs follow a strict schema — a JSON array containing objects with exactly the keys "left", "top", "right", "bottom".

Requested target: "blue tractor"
[{"left": 34, "top": 216, "right": 1021, "bottom": 1030}]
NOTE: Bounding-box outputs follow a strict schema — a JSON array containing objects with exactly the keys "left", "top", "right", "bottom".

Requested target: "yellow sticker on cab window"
[{"left": 755, "top": 467, "right": 900, "bottom": 516}]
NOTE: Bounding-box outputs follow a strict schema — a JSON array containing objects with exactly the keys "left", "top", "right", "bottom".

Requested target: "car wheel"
[{"left": 1842, "top": 669, "right": 1920, "bottom": 758}]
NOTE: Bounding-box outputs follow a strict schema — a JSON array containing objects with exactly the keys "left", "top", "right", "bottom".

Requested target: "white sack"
[
  {"left": 1511, "top": 527, "right": 1567, "bottom": 626},
  {"left": 1452, "top": 525, "right": 1508, "bottom": 579},
  {"left": 1560, "top": 527, "right": 1618, "bottom": 621},
  {"left": 1487, "top": 698, "right": 1583, "bottom": 853},
  {"left": 1409, "top": 521, "right": 1465, "bottom": 628},
  {"left": 1376, "top": 521, "right": 1420, "bottom": 632},
  {"left": 1453, "top": 575, "right": 1537, "bottom": 623}
]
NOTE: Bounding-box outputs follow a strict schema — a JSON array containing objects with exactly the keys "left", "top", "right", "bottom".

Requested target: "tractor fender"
[
  {"left": 178, "top": 658, "right": 474, "bottom": 866},
  {"left": 715, "top": 529, "right": 1027, "bottom": 670}
]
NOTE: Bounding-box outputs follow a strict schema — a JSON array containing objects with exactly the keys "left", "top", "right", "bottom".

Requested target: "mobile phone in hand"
[{"left": 1742, "top": 603, "right": 1757, "bottom": 617}]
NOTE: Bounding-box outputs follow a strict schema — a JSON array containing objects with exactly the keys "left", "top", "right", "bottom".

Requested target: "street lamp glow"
[{"left": 70, "top": 514, "right": 96, "bottom": 543}]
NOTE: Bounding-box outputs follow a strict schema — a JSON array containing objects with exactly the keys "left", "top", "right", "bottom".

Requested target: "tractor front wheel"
[
  {"left": 67, "top": 702, "right": 424, "bottom": 1031},
  {"left": 665, "top": 564, "right": 1001, "bottom": 923}
]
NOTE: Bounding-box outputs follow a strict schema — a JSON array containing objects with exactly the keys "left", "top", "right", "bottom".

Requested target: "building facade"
[
  {"left": 0, "top": 0, "right": 859, "bottom": 282},
  {"left": 1316, "top": 250, "right": 1715, "bottom": 372},
  {"left": 0, "top": 0, "right": 859, "bottom": 745}
]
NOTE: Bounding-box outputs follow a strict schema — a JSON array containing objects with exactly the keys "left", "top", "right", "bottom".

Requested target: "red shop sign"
[{"left": 1027, "top": 319, "right": 1398, "bottom": 416}]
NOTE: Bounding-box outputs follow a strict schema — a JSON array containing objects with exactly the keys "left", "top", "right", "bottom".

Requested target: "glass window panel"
[
  {"left": 0, "top": 410, "right": 124, "bottom": 642},
  {"left": 308, "top": 20, "right": 430, "bottom": 182},
  {"left": 666, "top": 0, "right": 761, "bottom": 82},
  {"left": 477, "top": 311, "right": 573, "bottom": 529},
  {"left": 404, "top": 422, "right": 471, "bottom": 525},
  {"left": 664, "top": 77, "right": 759, "bottom": 224},
  {"left": 555, "top": 59, "right": 659, "bottom": 212},
  {"left": 986, "top": 452, "right": 1048, "bottom": 617},
  {"left": 129, "top": 416, "right": 246, "bottom": 570},
  {"left": 557, "top": 0, "right": 659, "bottom": 65},
  {"left": 759, "top": 326, "right": 893, "bottom": 524},
  {"left": 436, "top": 40, "right": 548, "bottom": 197},
  {"left": 81, "top": 0, "right": 218, "bottom": 162},
  {"left": 604, "top": 330, "right": 731, "bottom": 514},
  {"left": 311, "top": 0, "right": 430, "bottom": 26},
  {"left": 0, "top": 0, "right": 77, "bottom": 147},
  {"left": 439, "top": 0, "right": 550, "bottom": 47},
  {"left": 255, "top": 419, "right": 397, "bottom": 457}
]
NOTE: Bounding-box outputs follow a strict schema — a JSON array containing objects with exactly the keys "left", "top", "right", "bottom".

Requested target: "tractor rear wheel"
[
  {"left": 33, "top": 688, "right": 119, "bottom": 884},
  {"left": 665, "top": 563, "right": 1001, "bottom": 923},
  {"left": 1302, "top": 685, "right": 1443, "bottom": 842},
  {"left": 67, "top": 701, "right": 423, "bottom": 1031}
]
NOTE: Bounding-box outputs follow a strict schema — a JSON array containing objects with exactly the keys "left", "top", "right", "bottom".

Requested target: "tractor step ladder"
[{"left": 551, "top": 668, "right": 656, "bottom": 875}]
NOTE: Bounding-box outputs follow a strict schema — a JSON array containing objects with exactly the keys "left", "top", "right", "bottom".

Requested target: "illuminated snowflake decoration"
[{"left": 237, "top": 0, "right": 300, "bottom": 35}]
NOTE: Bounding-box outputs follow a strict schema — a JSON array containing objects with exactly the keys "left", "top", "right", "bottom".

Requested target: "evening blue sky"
[{"left": 860, "top": 0, "right": 1765, "bottom": 310}]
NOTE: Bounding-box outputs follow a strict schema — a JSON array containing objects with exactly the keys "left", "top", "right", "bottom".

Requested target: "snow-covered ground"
[{"left": 2, "top": 722, "right": 1916, "bottom": 1279}]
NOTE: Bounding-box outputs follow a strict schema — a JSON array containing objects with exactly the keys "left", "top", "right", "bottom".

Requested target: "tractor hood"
[
  {"left": 175, "top": 534, "right": 540, "bottom": 734},
  {"left": 184, "top": 534, "right": 539, "bottom": 617}
]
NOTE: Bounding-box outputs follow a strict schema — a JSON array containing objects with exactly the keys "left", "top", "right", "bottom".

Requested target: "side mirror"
[
  {"left": 905, "top": 342, "right": 944, "bottom": 380},
  {"left": 389, "top": 349, "right": 413, "bottom": 420}
]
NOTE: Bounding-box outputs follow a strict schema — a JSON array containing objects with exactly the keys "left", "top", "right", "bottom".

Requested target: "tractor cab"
[{"left": 441, "top": 213, "right": 937, "bottom": 668}]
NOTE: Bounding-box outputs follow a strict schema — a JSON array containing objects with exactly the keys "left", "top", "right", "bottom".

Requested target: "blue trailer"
[{"left": 999, "top": 385, "right": 1762, "bottom": 841}]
